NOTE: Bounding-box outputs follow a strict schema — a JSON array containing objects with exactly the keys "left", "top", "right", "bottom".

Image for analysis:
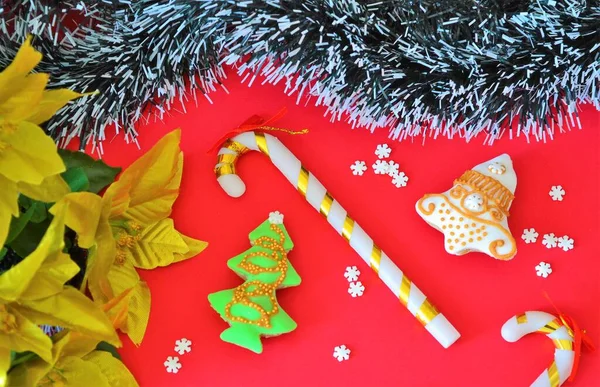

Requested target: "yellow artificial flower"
[
  {"left": 0, "top": 37, "right": 84, "bottom": 245},
  {"left": 0, "top": 205, "right": 120, "bottom": 384},
  {"left": 7, "top": 331, "right": 138, "bottom": 387},
  {"left": 51, "top": 129, "right": 207, "bottom": 345}
]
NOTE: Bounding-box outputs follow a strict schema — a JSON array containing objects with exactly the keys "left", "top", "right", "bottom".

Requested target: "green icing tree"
[{"left": 208, "top": 218, "right": 301, "bottom": 353}]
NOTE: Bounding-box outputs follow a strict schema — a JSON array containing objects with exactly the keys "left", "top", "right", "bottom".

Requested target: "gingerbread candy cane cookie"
[
  {"left": 214, "top": 131, "right": 460, "bottom": 348},
  {"left": 502, "top": 311, "right": 576, "bottom": 386}
]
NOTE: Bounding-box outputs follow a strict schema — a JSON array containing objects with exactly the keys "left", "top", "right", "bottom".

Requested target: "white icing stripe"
[
  {"left": 305, "top": 173, "right": 327, "bottom": 212},
  {"left": 547, "top": 326, "right": 573, "bottom": 340},
  {"left": 532, "top": 370, "right": 552, "bottom": 387},
  {"left": 555, "top": 350, "right": 575, "bottom": 384},
  {"left": 377, "top": 253, "right": 403, "bottom": 298},
  {"left": 235, "top": 132, "right": 259, "bottom": 150},
  {"left": 327, "top": 200, "right": 347, "bottom": 235},
  {"left": 407, "top": 283, "right": 427, "bottom": 316},
  {"left": 266, "top": 135, "right": 302, "bottom": 186},
  {"left": 348, "top": 223, "right": 373, "bottom": 266}
]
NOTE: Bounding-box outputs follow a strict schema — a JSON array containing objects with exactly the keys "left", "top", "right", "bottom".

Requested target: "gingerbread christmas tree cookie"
[
  {"left": 208, "top": 212, "right": 301, "bottom": 353},
  {"left": 415, "top": 154, "right": 518, "bottom": 260}
]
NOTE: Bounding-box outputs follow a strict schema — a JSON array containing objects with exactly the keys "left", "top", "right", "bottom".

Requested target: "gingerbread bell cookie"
[{"left": 415, "top": 154, "right": 517, "bottom": 260}]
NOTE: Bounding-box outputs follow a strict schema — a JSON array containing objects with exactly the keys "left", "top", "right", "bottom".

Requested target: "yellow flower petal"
[
  {"left": 87, "top": 198, "right": 117, "bottom": 303},
  {"left": 103, "top": 282, "right": 151, "bottom": 346},
  {"left": 0, "top": 175, "right": 18, "bottom": 246},
  {"left": 173, "top": 232, "right": 208, "bottom": 263},
  {"left": 0, "top": 305, "right": 52, "bottom": 363},
  {"left": 126, "top": 218, "right": 188, "bottom": 269},
  {"left": 0, "top": 37, "right": 42, "bottom": 105},
  {"left": 0, "top": 347, "right": 9, "bottom": 387},
  {"left": 104, "top": 129, "right": 182, "bottom": 224},
  {"left": 0, "top": 121, "right": 65, "bottom": 185},
  {"left": 0, "top": 73, "right": 48, "bottom": 122},
  {"left": 17, "top": 173, "right": 70, "bottom": 204},
  {"left": 107, "top": 260, "right": 140, "bottom": 298},
  {"left": 83, "top": 351, "right": 139, "bottom": 387},
  {"left": 48, "top": 355, "right": 111, "bottom": 387},
  {"left": 50, "top": 192, "right": 103, "bottom": 248},
  {"left": 0, "top": 204, "right": 67, "bottom": 302},
  {"left": 24, "top": 88, "right": 86, "bottom": 125},
  {"left": 17, "top": 287, "right": 121, "bottom": 347}
]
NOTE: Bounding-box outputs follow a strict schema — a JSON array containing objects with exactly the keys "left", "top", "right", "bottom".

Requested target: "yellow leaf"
[
  {"left": 0, "top": 205, "right": 67, "bottom": 302},
  {"left": 104, "top": 282, "right": 151, "bottom": 346},
  {"left": 18, "top": 174, "right": 70, "bottom": 204},
  {"left": 17, "top": 287, "right": 121, "bottom": 347},
  {"left": 0, "top": 175, "right": 18, "bottom": 246},
  {"left": 104, "top": 129, "right": 182, "bottom": 224},
  {"left": 173, "top": 233, "right": 208, "bottom": 263},
  {"left": 127, "top": 218, "right": 188, "bottom": 269},
  {"left": 25, "top": 88, "right": 86, "bottom": 125},
  {"left": 0, "top": 37, "right": 42, "bottom": 105},
  {"left": 0, "top": 305, "right": 53, "bottom": 363},
  {"left": 0, "top": 120, "right": 65, "bottom": 185},
  {"left": 83, "top": 351, "right": 139, "bottom": 387},
  {"left": 49, "top": 356, "right": 111, "bottom": 387},
  {"left": 50, "top": 192, "right": 103, "bottom": 248}
]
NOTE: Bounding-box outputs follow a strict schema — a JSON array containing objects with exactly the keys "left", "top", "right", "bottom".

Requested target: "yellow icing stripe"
[
  {"left": 214, "top": 164, "right": 236, "bottom": 178},
  {"left": 547, "top": 362, "right": 561, "bottom": 387},
  {"left": 552, "top": 339, "right": 573, "bottom": 351},
  {"left": 341, "top": 216, "right": 354, "bottom": 242},
  {"left": 222, "top": 139, "right": 249, "bottom": 154},
  {"left": 415, "top": 299, "right": 439, "bottom": 326},
  {"left": 398, "top": 275, "right": 411, "bottom": 307},
  {"left": 538, "top": 319, "right": 562, "bottom": 334},
  {"left": 217, "top": 153, "right": 238, "bottom": 164},
  {"left": 516, "top": 313, "right": 528, "bottom": 324},
  {"left": 320, "top": 192, "right": 334, "bottom": 217},
  {"left": 369, "top": 244, "right": 382, "bottom": 274},
  {"left": 255, "top": 132, "right": 269, "bottom": 156},
  {"left": 297, "top": 167, "right": 310, "bottom": 198}
]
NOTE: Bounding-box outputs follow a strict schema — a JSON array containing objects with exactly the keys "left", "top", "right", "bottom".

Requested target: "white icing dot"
[
  {"left": 487, "top": 162, "right": 506, "bottom": 175},
  {"left": 464, "top": 193, "right": 484, "bottom": 212}
]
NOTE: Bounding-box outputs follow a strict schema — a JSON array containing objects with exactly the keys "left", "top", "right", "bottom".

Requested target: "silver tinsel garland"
[{"left": 1, "top": 0, "right": 599, "bottom": 151}]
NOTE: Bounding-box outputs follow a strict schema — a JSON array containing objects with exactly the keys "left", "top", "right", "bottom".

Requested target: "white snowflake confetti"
[
  {"left": 268, "top": 211, "right": 284, "bottom": 224},
  {"left": 375, "top": 144, "right": 391, "bottom": 159},
  {"left": 174, "top": 338, "right": 192, "bottom": 355},
  {"left": 344, "top": 266, "right": 360, "bottom": 282},
  {"left": 333, "top": 345, "right": 351, "bottom": 362},
  {"left": 535, "top": 262, "right": 552, "bottom": 278},
  {"left": 350, "top": 161, "right": 367, "bottom": 176},
  {"left": 372, "top": 160, "right": 389, "bottom": 175},
  {"left": 386, "top": 161, "right": 399, "bottom": 176},
  {"left": 164, "top": 356, "right": 182, "bottom": 373},
  {"left": 542, "top": 233, "right": 558, "bottom": 249},
  {"left": 549, "top": 185, "right": 566, "bottom": 201},
  {"left": 348, "top": 281, "right": 365, "bottom": 297},
  {"left": 557, "top": 235, "right": 574, "bottom": 251},
  {"left": 521, "top": 228, "right": 539, "bottom": 244},
  {"left": 392, "top": 172, "right": 409, "bottom": 188}
]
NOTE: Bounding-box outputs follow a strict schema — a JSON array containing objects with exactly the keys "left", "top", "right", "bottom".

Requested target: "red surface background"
[{"left": 98, "top": 69, "right": 599, "bottom": 386}]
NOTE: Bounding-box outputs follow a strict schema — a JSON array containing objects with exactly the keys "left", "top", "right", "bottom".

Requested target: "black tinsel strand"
[{"left": 1, "top": 0, "right": 599, "bottom": 151}]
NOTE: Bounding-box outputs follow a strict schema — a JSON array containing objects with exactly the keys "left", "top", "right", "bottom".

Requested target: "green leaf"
[
  {"left": 0, "top": 248, "right": 6, "bottom": 260},
  {"left": 18, "top": 196, "right": 48, "bottom": 223},
  {"left": 61, "top": 166, "right": 90, "bottom": 192},
  {"left": 9, "top": 351, "right": 39, "bottom": 370},
  {"left": 5, "top": 205, "right": 36, "bottom": 244},
  {"left": 95, "top": 341, "right": 122, "bottom": 360},
  {"left": 8, "top": 217, "right": 52, "bottom": 257},
  {"left": 58, "top": 149, "right": 121, "bottom": 193}
]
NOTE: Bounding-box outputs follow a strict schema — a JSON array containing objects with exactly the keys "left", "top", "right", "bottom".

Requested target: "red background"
[{"left": 97, "top": 69, "right": 599, "bottom": 386}]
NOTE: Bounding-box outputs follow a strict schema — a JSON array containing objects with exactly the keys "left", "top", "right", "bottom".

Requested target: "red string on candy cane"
[
  {"left": 543, "top": 292, "right": 596, "bottom": 382},
  {"left": 207, "top": 107, "right": 308, "bottom": 153}
]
